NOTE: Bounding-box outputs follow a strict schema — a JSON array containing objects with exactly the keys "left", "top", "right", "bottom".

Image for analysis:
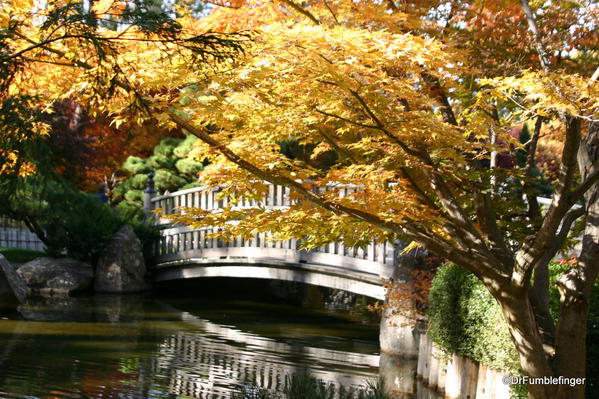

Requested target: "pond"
[{"left": 0, "top": 289, "right": 442, "bottom": 399}]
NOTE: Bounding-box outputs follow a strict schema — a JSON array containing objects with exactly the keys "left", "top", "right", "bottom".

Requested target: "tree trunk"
[
  {"left": 550, "top": 125, "right": 599, "bottom": 398},
  {"left": 495, "top": 288, "right": 556, "bottom": 399}
]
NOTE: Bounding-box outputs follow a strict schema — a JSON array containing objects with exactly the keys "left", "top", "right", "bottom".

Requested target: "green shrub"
[
  {"left": 116, "top": 200, "right": 144, "bottom": 221},
  {"left": 40, "top": 184, "right": 123, "bottom": 262},
  {"left": 175, "top": 158, "right": 203, "bottom": 176},
  {"left": 0, "top": 248, "right": 46, "bottom": 264},
  {"left": 181, "top": 181, "right": 201, "bottom": 190},
  {"left": 128, "top": 174, "right": 148, "bottom": 190},
  {"left": 122, "top": 156, "right": 150, "bottom": 175},
  {"left": 130, "top": 219, "right": 160, "bottom": 261},
  {"left": 428, "top": 263, "right": 519, "bottom": 373},
  {"left": 173, "top": 135, "right": 200, "bottom": 158},
  {"left": 148, "top": 154, "right": 176, "bottom": 170},
  {"left": 153, "top": 137, "right": 182, "bottom": 157},
  {"left": 111, "top": 137, "right": 205, "bottom": 221},
  {"left": 124, "top": 189, "right": 143, "bottom": 202},
  {"left": 154, "top": 168, "right": 188, "bottom": 192},
  {"left": 428, "top": 261, "right": 599, "bottom": 398}
]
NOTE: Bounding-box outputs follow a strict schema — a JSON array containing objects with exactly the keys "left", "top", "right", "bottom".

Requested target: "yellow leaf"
[
  {"left": 92, "top": 0, "right": 114, "bottom": 14},
  {"left": 401, "top": 241, "right": 423, "bottom": 255}
]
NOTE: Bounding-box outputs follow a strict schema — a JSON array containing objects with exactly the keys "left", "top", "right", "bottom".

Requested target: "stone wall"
[{"left": 416, "top": 333, "right": 511, "bottom": 399}]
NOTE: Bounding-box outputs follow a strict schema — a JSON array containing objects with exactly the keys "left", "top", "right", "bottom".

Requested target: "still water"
[{"left": 0, "top": 291, "right": 441, "bottom": 399}]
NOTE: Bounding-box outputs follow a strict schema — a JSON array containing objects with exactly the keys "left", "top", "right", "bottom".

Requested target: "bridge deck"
[{"left": 150, "top": 184, "right": 396, "bottom": 299}]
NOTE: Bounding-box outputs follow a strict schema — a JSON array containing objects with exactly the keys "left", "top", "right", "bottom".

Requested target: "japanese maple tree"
[{"left": 1, "top": 1, "right": 598, "bottom": 398}]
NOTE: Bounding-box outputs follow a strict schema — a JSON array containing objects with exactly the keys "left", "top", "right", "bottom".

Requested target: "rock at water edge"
[
  {"left": 95, "top": 224, "right": 147, "bottom": 293},
  {"left": 17, "top": 257, "right": 93, "bottom": 296},
  {"left": 0, "top": 255, "right": 28, "bottom": 303}
]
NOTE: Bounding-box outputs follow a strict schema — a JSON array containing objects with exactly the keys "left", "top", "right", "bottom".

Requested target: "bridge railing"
[{"left": 149, "top": 183, "right": 396, "bottom": 278}]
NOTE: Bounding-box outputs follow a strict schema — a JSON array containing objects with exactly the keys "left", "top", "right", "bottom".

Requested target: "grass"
[
  {"left": 0, "top": 247, "right": 46, "bottom": 264},
  {"left": 232, "top": 373, "right": 388, "bottom": 399}
]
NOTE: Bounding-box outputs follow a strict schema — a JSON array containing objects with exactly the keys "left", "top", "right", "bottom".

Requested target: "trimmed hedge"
[
  {"left": 428, "top": 262, "right": 599, "bottom": 398},
  {"left": 427, "top": 263, "right": 518, "bottom": 373},
  {"left": 113, "top": 135, "right": 206, "bottom": 220}
]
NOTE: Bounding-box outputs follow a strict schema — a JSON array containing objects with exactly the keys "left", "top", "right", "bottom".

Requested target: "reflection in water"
[{"left": 0, "top": 295, "right": 441, "bottom": 399}]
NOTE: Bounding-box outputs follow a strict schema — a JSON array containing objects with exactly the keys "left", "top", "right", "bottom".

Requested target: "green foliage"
[
  {"left": 116, "top": 200, "right": 144, "bottom": 222},
  {"left": 130, "top": 219, "right": 160, "bottom": 262},
  {"left": 148, "top": 154, "right": 176, "bottom": 170},
  {"left": 173, "top": 135, "right": 200, "bottom": 158},
  {"left": 154, "top": 168, "right": 188, "bottom": 192},
  {"left": 175, "top": 158, "right": 204, "bottom": 175},
  {"left": 153, "top": 137, "right": 182, "bottom": 157},
  {"left": 1, "top": 175, "right": 158, "bottom": 264},
  {"left": 0, "top": 248, "right": 46, "bottom": 264},
  {"left": 232, "top": 373, "right": 386, "bottom": 399},
  {"left": 428, "top": 263, "right": 519, "bottom": 373},
  {"left": 124, "top": 189, "right": 143, "bottom": 202},
  {"left": 181, "top": 181, "right": 202, "bottom": 190},
  {"left": 113, "top": 136, "right": 204, "bottom": 210},
  {"left": 40, "top": 183, "right": 123, "bottom": 262},
  {"left": 122, "top": 156, "right": 150, "bottom": 175},
  {"left": 128, "top": 174, "right": 148, "bottom": 190},
  {"left": 428, "top": 261, "right": 599, "bottom": 398}
]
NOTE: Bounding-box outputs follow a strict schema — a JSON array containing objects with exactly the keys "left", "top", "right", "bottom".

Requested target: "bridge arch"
[{"left": 149, "top": 184, "right": 399, "bottom": 300}]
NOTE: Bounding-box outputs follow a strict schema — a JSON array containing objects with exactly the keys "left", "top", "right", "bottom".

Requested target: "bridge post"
[
  {"left": 379, "top": 242, "right": 427, "bottom": 359},
  {"left": 143, "top": 171, "right": 156, "bottom": 220}
]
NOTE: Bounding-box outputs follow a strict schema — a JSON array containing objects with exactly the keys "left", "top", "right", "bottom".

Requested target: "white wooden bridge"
[{"left": 149, "top": 183, "right": 399, "bottom": 300}]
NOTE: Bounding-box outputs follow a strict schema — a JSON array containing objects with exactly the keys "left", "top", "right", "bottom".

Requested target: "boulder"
[
  {"left": 17, "top": 257, "right": 93, "bottom": 296},
  {"left": 95, "top": 224, "right": 148, "bottom": 293},
  {"left": 0, "top": 255, "right": 28, "bottom": 303}
]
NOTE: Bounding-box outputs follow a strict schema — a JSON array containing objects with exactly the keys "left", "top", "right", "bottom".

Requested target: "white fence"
[{"left": 0, "top": 217, "right": 45, "bottom": 251}]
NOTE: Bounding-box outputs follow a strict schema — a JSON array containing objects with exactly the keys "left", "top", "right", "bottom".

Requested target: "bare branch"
[
  {"left": 279, "top": 0, "right": 321, "bottom": 25},
  {"left": 519, "top": 0, "right": 551, "bottom": 72},
  {"left": 420, "top": 72, "right": 458, "bottom": 126},
  {"left": 323, "top": 0, "right": 340, "bottom": 25},
  {"left": 524, "top": 117, "right": 543, "bottom": 224},
  {"left": 516, "top": 117, "right": 582, "bottom": 283},
  {"left": 570, "top": 167, "right": 599, "bottom": 205}
]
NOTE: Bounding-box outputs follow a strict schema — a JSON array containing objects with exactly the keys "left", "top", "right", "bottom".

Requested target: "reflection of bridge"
[
  {"left": 149, "top": 184, "right": 400, "bottom": 299},
  {"left": 154, "top": 304, "right": 380, "bottom": 398}
]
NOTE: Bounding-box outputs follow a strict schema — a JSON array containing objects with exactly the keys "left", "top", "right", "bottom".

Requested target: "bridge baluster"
[{"left": 365, "top": 241, "right": 371, "bottom": 261}]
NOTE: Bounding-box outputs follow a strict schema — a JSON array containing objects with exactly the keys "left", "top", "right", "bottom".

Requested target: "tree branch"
[
  {"left": 516, "top": 117, "right": 582, "bottom": 284},
  {"left": 524, "top": 117, "right": 543, "bottom": 225},
  {"left": 279, "top": 0, "right": 321, "bottom": 25},
  {"left": 314, "top": 108, "right": 380, "bottom": 130},
  {"left": 421, "top": 72, "right": 458, "bottom": 126},
  {"left": 313, "top": 127, "right": 360, "bottom": 163},
  {"left": 519, "top": 0, "right": 551, "bottom": 72},
  {"left": 569, "top": 167, "right": 599, "bottom": 205},
  {"left": 166, "top": 110, "right": 491, "bottom": 274}
]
